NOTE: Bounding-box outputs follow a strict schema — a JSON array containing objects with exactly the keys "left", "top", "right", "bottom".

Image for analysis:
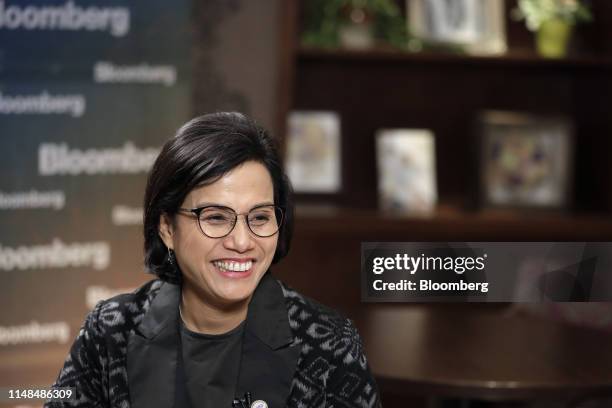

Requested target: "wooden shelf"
[
  {"left": 298, "top": 46, "right": 612, "bottom": 70},
  {"left": 293, "top": 205, "right": 612, "bottom": 240}
]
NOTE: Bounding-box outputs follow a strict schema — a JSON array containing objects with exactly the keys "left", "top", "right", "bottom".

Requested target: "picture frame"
[
  {"left": 376, "top": 129, "right": 437, "bottom": 214},
  {"left": 285, "top": 111, "right": 342, "bottom": 194},
  {"left": 477, "top": 111, "right": 574, "bottom": 211},
  {"left": 407, "top": 0, "right": 507, "bottom": 55}
]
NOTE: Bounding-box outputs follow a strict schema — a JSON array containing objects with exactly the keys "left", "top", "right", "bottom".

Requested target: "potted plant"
[
  {"left": 301, "top": 0, "right": 410, "bottom": 50},
  {"left": 514, "top": 0, "right": 592, "bottom": 58}
]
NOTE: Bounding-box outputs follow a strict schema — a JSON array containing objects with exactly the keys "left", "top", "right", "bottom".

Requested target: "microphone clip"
[{"left": 232, "top": 392, "right": 267, "bottom": 408}]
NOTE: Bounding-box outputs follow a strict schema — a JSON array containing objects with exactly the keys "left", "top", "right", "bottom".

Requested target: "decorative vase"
[
  {"left": 536, "top": 19, "right": 573, "bottom": 58},
  {"left": 339, "top": 22, "right": 374, "bottom": 49},
  {"left": 338, "top": 6, "right": 374, "bottom": 50}
]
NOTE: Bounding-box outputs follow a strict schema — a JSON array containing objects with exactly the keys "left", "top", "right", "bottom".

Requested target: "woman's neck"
[{"left": 180, "top": 285, "right": 249, "bottom": 335}]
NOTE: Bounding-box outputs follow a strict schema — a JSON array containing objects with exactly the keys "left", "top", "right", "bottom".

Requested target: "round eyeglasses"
[{"left": 177, "top": 204, "right": 284, "bottom": 239}]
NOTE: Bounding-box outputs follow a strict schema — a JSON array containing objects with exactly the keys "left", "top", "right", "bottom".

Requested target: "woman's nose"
[{"left": 223, "top": 215, "right": 255, "bottom": 252}]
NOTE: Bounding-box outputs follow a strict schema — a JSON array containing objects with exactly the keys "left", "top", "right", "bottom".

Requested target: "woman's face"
[{"left": 159, "top": 160, "right": 279, "bottom": 308}]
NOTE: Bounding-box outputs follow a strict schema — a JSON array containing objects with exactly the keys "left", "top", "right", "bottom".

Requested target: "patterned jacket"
[{"left": 45, "top": 273, "right": 381, "bottom": 408}]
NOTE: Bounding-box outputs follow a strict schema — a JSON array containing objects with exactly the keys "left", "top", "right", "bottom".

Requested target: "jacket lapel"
[
  {"left": 127, "top": 281, "right": 181, "bottom": 408},
  {"left": 236, "top": 274, "right": 301, "bottom": 407}
]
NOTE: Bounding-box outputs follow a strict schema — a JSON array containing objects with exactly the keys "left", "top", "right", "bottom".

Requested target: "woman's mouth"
[{"left": 212, "top": 260, "right": 254, "bottom": 278}]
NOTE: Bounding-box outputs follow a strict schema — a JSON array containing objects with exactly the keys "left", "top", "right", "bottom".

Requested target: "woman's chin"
[{"left": 213, "top": 281, "right": 257, "bottom": 305}]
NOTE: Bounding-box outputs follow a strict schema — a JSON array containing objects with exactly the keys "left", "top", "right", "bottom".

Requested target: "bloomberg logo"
[{"left": 0, "top": 0, "right": 130, "bottom": 37}]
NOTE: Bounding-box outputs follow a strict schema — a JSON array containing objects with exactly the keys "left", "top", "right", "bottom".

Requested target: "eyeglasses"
[{"left": 177, "top": 204, "right": 284, "bottom": 239}]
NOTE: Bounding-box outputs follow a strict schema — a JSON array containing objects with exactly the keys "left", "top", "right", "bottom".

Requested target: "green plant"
[
  {"left": 301, "top": 0, "right": 410, "bottom": 49},
  {"left": 513, "top": 0, "right": 592, "bottom": 31}
]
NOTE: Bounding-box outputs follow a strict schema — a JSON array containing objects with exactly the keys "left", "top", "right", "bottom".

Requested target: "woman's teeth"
[{"left": 213, "top": 260, "right": 253, "bottom": 272}]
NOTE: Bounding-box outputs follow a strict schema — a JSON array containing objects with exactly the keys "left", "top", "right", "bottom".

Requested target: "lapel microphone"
[{"left": 232, "top": 392, "right": 267, "bottom": 408}]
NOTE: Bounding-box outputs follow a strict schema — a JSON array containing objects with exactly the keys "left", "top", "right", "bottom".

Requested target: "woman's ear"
[{"left": 159, "top": 213, "right": 175, "bottom": 250}]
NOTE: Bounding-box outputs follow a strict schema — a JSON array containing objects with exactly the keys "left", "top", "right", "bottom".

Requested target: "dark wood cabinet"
[{"left": 274, "top": 0, "right": 612, "bottom": 313}]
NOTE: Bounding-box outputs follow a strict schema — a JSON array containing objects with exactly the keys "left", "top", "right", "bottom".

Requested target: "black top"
[{"left": 178, "top": 317, "right": 245, "bottom": 408}]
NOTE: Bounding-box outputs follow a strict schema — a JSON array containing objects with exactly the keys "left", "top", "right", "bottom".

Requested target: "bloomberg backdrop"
[{"left": 0, "top": 0, "right": 192, "bottom": 392}]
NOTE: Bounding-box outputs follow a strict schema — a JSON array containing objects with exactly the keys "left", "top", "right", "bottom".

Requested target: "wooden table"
[{"left": 354, "top": 305, "right": 612, "bottom": 406}]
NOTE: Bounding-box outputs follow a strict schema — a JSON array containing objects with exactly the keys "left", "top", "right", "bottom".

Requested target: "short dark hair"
[{"left": 143, "top": 112, "right": 294, "bottom": 283}]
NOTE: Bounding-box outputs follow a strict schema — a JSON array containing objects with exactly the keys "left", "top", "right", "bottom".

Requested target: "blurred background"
[{"left": 1, "top": 0, "right": 612, "bottom": 407}]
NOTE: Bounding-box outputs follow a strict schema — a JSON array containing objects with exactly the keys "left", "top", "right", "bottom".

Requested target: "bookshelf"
[
  {"left": 273, "top": 0, "right": 612, "bottom": 312},
  {"left": 276, "top": 0, "right": 612, "bottom": 240}
]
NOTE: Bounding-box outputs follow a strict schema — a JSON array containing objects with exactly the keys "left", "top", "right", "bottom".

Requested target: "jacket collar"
[
  {"left": 127, "top": 272, "right": 300, "bottom": 408},
  {"left": 136, "top": 277, "right": 180, "bottom": 339},
  {"left": 244, "top": 271, "right": 294, "bottom": 350}
]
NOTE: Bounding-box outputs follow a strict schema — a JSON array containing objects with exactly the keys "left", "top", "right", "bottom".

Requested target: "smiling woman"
[{"left": 46, "top": 112, "right": 381, "bottom": 408}]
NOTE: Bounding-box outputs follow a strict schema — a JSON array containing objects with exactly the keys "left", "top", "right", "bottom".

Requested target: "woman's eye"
[
  {"left": 249, "top": 213, "right": 271, "bottom": 224},
  {"left": 202, "top": 213, "right": 231, "bottom": 223}
]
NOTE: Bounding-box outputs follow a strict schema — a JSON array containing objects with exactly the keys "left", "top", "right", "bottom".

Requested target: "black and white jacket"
[{"left": 46, "top": 273, "right": 382, "bottom": 408}]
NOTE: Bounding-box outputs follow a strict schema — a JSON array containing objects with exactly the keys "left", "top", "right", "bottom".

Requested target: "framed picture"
[
  {"left": 285, "top": 111, "right": 341, "bottom": 193},
  {"left": 407, "top": 0, "right": 507, "bottom": 55},
  {"left": 376, "top": 129, "right": 437, "bottom": 214},
  {"left": 477, "top": 111, "right": 574, "bottom": 210}
]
